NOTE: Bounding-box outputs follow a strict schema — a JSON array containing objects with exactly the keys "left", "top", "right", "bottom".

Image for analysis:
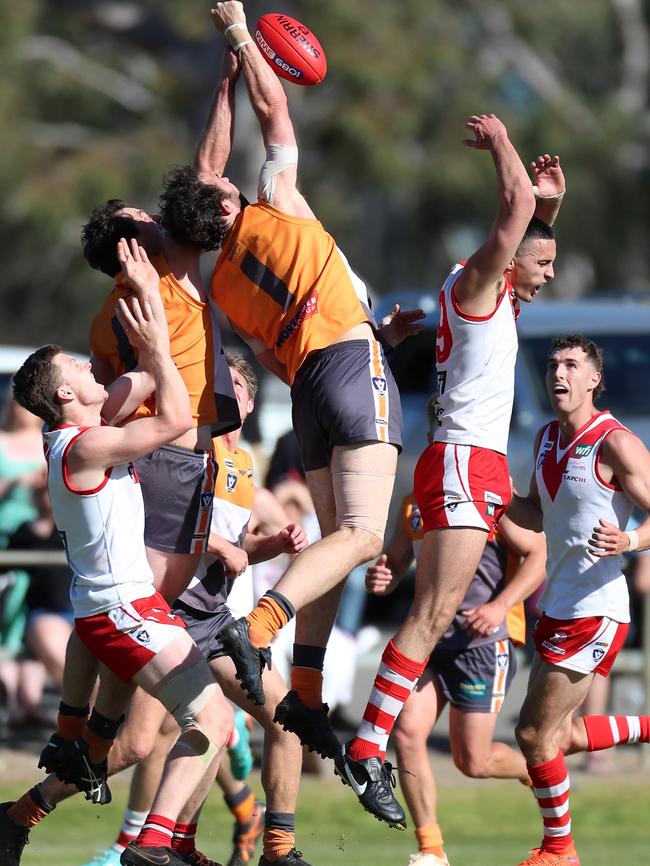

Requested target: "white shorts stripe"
[
  {"left": 440, "top": 445, "right": 489, "bottom": 530},
  {"left": 610, "top": 716, "right": 620, "bottom": 744},
  {"left": 533, "top": 776, "right": 570, "bottom": 799},
  {"left": 367, "top": 342, "right": 389, "bottom": 443}
]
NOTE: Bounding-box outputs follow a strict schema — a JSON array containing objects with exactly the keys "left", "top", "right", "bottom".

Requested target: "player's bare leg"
[
  {"left": 449, "top": 710, "right": 529, "bottom": 781},
  {"left": 148, "top": 549, "right": 205, "bottom": 607},
  {"left": 393, "top": 670, "right": 449, "bottom": 863},
  {"left": 218, "top": 442, "right": 396, "bottom": 718},
  {"left": 336, "top": 526, "right": 489, "bottom": 828}
]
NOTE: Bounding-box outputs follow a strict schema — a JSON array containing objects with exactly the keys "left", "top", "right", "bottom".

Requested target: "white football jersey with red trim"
[
  {"left": 433, "top": 262, "right": 518, "bottom": 455},
  {"left": 43, "top": 425, "right": 155, "bottom": 618},
  {"left": 535, "top": 411, "right": 633, "bottom": 621}
]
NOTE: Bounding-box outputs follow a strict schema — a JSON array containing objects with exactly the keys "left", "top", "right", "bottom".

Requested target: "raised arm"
[
  {"left": 195, "top": 46, "right": 240, "bottom": 178},
  {"left": 453, "top": 114, "right": 536, "bottom": 317},
  {"left": 210, "top": 2, "right": 312, "bottom": 217}
]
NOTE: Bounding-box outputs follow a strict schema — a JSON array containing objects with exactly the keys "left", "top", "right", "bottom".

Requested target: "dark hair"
[
  {"left": 226, "top": 352, "right": 258, "bottom": 401},
  {"left": 13, "top": 345, "right": 63, "bottom": 427},
  {"left": 159, "top": 165, "right": 230, "bottom": 251},
  {"left": 81, "top": 199, "right": 138, "bottom": 277},
  {"left": 518, "top": 216, "right": 555, "bottom": 252},
  {"left": 548, "top": 333, "right": 605, "bottom": 401}
]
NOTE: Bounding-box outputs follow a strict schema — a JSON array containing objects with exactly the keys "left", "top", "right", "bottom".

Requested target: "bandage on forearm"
[{"left": 626, "top": 529, "right": 640, "bottom": 552}]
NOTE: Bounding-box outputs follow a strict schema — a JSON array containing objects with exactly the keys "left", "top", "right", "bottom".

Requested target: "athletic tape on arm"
[{"left": 258, "top": 144, "right": 299, "bottom": 205}]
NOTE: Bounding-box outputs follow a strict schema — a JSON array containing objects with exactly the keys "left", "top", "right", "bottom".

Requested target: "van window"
[{"left": 520, "top": 334, "right": 650, "bottom": 416}]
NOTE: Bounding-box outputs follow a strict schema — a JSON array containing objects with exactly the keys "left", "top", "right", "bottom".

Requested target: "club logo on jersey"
[
  {"left": 592, "top": 647, "right": 606, "bottom": 663},
  {"left": 537, "top": 440, "right": 554, "bottom": 469},
  {"left": 136, "top": 629, "right": 150, "bottom": 645},
  {"left": 226, "top": 472, "right": 237, "bottom": 493},
  {"left": 484, "top": 491, "right": 503, "bottom": 505},
  {"left": 446, "top": 502, "right": 459, "bottom": 512},
  {"left": 372, "top": 376, "right": 387, "bottom": 394},
  {"left": 485, "top": 503, "right": 496, "bottom": 517},
  {"left": 550, "top": 631, "right": 568, "bottom": 643},
  {"left": 572, "top": 443, "right": 594, "bottom": 458},
  {"left": 497, "top": 652, "right": 509, "bottom": 670},
  {"left": 224, "top": 458, "right": 236, "bottom": 470},
  {"left": 200, "top": 492, "right": 214, "bottom": 508}
]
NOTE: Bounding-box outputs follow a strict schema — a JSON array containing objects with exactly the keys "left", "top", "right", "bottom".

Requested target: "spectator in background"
[
  {"left": 0, "top": 399, "right": 46, "bottom": 547},
  {"left": 8, "top": 474, "right": 73, "bottom": 694}
]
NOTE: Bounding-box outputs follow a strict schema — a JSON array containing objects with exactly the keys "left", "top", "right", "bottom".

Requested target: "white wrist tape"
[
  {"left": 224, "top": 22, "right": 248, "bottom": 35},
  {"left": 532, "top": 185, "right": 565, "bottom": 201},
  {"left": 233, "top": 38, "right": 254, "bottom": 52},
  {"left": 626, "top": 529, "right": 640, "bottom": 552}
]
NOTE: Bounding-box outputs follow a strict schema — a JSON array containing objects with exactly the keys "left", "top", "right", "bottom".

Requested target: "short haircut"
[
  {"left": 13, "top": 345, "right": 63, "bottom": 428},
  {"left": 159, "top": 166, "right": 230, "bottom": 251},
  {"left": 226, "top": 352, "right": 258, "bottom": 402},
  {"left": 518, "top": 216, "right": 555, "bottom": 253},
  {"left": 548, "top": 333, "right": 605, "bottom": 401},
  {"left": 81, "top": 199, "right": 138, "bottom": 277}
]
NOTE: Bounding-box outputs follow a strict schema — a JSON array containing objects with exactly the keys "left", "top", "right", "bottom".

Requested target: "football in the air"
[{"left": 254, "top": 13, "right": 327, "bottom": 85}]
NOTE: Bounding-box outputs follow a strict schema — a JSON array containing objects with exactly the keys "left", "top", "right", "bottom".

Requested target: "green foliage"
[{"left": 2, "top": 1, "right": 650, "bottom": 349}]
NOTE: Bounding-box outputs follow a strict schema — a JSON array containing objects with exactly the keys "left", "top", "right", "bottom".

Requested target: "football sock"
[
  {"left": 348, "top": 639, "right": 427, "bottom": 761},
  {"left": 416, "top": 824, "right": 445, "bottom": 857},
  {"left": 291, "top": 644, "right": 327, "bottom": 708},
  {"left": 7, "top": 786, "right": 55, "bottom": 829},
  {"left": 527, "top": 751, "right": 573, "bottom": 854},
  {"left": 246, "top": 591, "right": 295, "bottom": 648},
  {"left": 263, "top": 812, "right": 295, "bottom": 861},
  {"left": 171, "top": 821, "right": 197, "bottom": 855},
  {"left": 112, "top": 808, "right": 148, "bottom": 853},
  {"left": 583, "top": 714, "right": 650, "bottom": 750},
  {"left": 55, "top": 701, "right": 89, "bottom": 740},
  {"left": 84, "top": 709, "right": 124, "bottom": 763},
  {"left": 225, "top": 785, "right": 256, "bottom": 825},
  {"left": 136, "top": 813, "right": 175, "bottom": 848}
]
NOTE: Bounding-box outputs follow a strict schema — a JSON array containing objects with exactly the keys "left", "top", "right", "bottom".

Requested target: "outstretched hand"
[
  {"left": 211, "top": 2, "right": 247, "bottom": 34},
  {"left": 530, "top": 154, "right": 565, "bottom": 198},
  {"left": 117, "top": 238, "right": 159, "bottom": 298},
  {"left": 380, "top": 304, "right": 425, "bottom": 348},
  {"left": 115, "top": 295, "right": 169, "bottom": 358},
  {"left": 463, "top": 114, "right": 508, "bottom": 150}
]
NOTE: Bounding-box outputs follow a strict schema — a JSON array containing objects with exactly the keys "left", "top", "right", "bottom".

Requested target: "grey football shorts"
[
  {"left": 290, "top": 339, "right": 403, "bottom": 471},
  {"left": 134, "top": 444, "right": 216, "bottom": 555},
  {"left": 428, "top": 638, "right": 517, "bottom": 713}
]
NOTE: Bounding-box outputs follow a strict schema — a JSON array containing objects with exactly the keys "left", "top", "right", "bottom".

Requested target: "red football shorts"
[
  {"left": 414, "top": 441, "right": 511, "bottom": 532},
  {"left": 534, "top": 614, "right": 629, "bottom": 677},
  {"left": 75, "top": 592, "right": 187, "bottom": 683}
]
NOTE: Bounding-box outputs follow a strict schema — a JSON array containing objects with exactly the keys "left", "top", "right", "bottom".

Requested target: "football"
[{"left": 254, "top": 13, "right": 327, "bottom": 85}]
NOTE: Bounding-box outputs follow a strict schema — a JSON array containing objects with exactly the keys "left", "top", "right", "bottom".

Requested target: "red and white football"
[{"left": 254, "top": 13, "right": 327, "bottom": 86}]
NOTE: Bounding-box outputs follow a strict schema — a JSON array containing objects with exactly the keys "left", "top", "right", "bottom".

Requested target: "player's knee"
[
  {"left": 453, "top": 749, "right": 490, "bottom": 778},
  {"left": 337, "top": 524, "right": 384, "bottom": 562},
  {"left": 515, "top": 719, "right": 540, "bottom": 753}
]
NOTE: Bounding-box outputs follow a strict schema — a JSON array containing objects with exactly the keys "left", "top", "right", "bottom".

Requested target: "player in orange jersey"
[{"left": 159, "top": 1, "right": 423, "bottom": 760}]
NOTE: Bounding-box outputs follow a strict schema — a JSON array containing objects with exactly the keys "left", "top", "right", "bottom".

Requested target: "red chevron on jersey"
[{"left": 536, "top": 412, "right": 626, "bottom": 502}]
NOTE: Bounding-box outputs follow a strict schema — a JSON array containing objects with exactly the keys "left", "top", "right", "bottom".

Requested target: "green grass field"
[{"left": 5, "top": 770, "right": 650, "bottom": 866}]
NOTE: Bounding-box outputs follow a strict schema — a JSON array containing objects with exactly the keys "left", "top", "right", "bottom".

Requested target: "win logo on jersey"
[{"left": 572, "top": 443, "right": 594, "bottom": 458}]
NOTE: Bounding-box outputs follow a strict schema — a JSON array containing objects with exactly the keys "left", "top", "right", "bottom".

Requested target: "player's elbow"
[{"left": 502, "top": 183, "right": 536, "bottom": 220}]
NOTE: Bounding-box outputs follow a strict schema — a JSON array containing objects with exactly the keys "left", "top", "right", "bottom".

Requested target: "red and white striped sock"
[
  {"left": 348, "top": 640, "right": 427, "bottom": 761},
  {"left": 171, "top": 821, "right": 197, "bottom": 855},
  {"left": 528, "top": 752, "right": 573, "bottom": 854},
  {"left": 584, "top": 715, "right": 650, "bottom": 750},
  {"left": 112, "top": 808, "right": 148, "bottom": 853},
  {"left": 136, "top": 813, "right": 175, "bottom": 849}
]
